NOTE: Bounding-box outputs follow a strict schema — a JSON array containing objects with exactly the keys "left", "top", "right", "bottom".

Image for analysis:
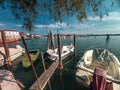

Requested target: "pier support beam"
[
  {"left": 57, "top": 33, "right": 63, "bottom": 70},
  {"left": 46, "top": 33, "right": 50, "bottom": 50},
  {"left": 73, "top": 34, "right": 76, "bottom": 66},
  {"left": 21, "top": 36, "right": 42, "bottom": 90},
  {"left": 46, "top": 30, "right": 55, "bottom": 50},
  {"left": 1, "top": 30, "right": 12, "bottom": 68},
  {"left": 40, "top": 50, "right": 46, "bottom": 71},
  {"left": 50, "top": 30, "right": 55, "bottom": 50}
]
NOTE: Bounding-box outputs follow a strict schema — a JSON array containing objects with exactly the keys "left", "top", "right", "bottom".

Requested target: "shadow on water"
[{"left": 45, "top": 55, "right": 89, "bottom": 90}]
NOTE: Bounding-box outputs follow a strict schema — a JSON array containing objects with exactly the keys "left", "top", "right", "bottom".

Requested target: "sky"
[{"left": 0, "top": 0, "right": 120, "bottom": 35}]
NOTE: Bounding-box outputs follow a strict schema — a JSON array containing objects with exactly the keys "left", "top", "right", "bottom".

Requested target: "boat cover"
[
  {"left": 90, "top": 67, "right": 106, "bottom": 90},
  {"left": 92, "top": 48, "right": 120, "bottom": 80},
  {"left": 93, "top": 49, "right": 110, "bottom": 63}
]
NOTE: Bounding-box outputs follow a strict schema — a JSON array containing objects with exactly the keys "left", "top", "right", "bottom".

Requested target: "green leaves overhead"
[
  {"left": 0, "top": 0, "right": 39, "bottom": 31},
  {"left": 0, "top": 0, "right": 114, "bottom": 31}
]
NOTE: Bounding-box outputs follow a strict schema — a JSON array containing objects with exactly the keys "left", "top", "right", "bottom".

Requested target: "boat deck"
[
  {"left": 76, "top": 62, "right": 120, "bottom": 90},
  {"left": 0, "top": 46, "right": 23, "bottom": 66},
  {"left": 0, "top": 46, "right": 23, "bottom": 61}
]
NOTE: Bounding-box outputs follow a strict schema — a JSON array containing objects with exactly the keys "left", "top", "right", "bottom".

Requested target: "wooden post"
[
  {"left": 106, "top": 34, "right": 110, "bottom": 41},
  {"left": 57, "top": 33, "right": 63, "bottom": 70},
  {"left": 50, "top": 30, "right": 55, "bottom": 50},
  {"left": 50, "top": 30, "right": 52, "bottom": 49},
  {"left": 1, "top": 30, "right": 12, "bottom": 67},
  {"left": 73, "top": 34, "right": 76, "bottom": 65},
  {"left": 40, "top": 50, "right": 46, "bottom": 71},
  {"left": 51, "top": 33, "right": 55, "bottom": 50},
  {"left": 46, "top": 34, "right": 50, "bottom": 50},
  {"left": 40, "top": 50, "right": 52, "bottom": 90},
  {"left": 21, "top": 36, "right": 42, "bottom": 90}
]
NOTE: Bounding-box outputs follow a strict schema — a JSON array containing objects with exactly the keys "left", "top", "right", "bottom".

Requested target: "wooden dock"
[
  {"left": 29, "top": 61, "right": 59, "bottom": 90},
  {"left": 29, "top": 33, "right": 76, "bottom": 90}
]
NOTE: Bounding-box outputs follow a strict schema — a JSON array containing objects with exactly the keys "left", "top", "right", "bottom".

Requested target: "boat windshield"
[{"left": 85, "top": 49, "right": 120, "bottom": 81}]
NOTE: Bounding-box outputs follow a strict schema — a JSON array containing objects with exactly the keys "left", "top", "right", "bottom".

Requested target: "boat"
[
  {"left": 76, "top": 48, "right": 120, "bottom": 90},
  {"left": 0, "top": 45, "right": 23, "bottom": 67},
  {"left": 22, "top": 49, "right": 39, "bottom": 68},
  {"left": 46, "top": 44, "right": 74, "bottom": 61},
  {"left": 0, "top": 30, "right": 24, "bottom": 44},
  {"left": 0, "top": 69, "right": 24, "bottom": 90}
]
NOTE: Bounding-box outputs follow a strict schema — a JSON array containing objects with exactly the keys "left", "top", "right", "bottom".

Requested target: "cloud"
[
  {"left": 0, "top": 23, "right": 5, "bottom": 26},
  {"left": 69, "top": 23, "right": 93, "bottom": 29},
  {"left": 79, "top": 23, "right": 90, "bottom": 28},
  {"left": 88, "top": 12, "right": 120, "bottom": 21},
  {"left": 16, "top": 24, "right": 22, "bottom": 27},
  {"left": 35, "top": 22, "right": 68, "bottom": 28}
]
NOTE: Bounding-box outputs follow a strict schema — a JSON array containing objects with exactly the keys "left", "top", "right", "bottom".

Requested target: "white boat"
[
  {"left": 46, "top": 44, "right": 74, "bottom": 61},
  {"left": 76, "top": 48, "right": 120, "bottom": 90},
  {"left": 0, "top": 69, "right": 24, "bottom": 90},
  {"left": 0, "top": 45, "right": 24, "bottom": 67}
]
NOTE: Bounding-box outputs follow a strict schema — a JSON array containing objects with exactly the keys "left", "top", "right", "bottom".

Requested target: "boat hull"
[
  {"left": 46, "top": 44, "right": 74, "bottom": 61},
  {"left": 0, "top": 45, "right": 23, "bottom": 67},
  {"left": 76, "top": 48, "right": 120, "bottom": 90},
  {"left": 22, "top": 49, "right": 39, "bottom": 68}
]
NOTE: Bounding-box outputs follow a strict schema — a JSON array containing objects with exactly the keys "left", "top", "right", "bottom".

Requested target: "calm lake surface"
[{"left": 13, "top": 36, "right": 120, "bottom": 90}]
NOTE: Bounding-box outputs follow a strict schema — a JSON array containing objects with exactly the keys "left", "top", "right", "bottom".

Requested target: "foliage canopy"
[{"left": 0, "top": 0, "right": 114, "bottom": 31}]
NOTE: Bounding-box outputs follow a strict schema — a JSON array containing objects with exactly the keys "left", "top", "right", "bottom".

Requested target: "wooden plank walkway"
[{"left": 29, "top": 61, "right": 59, "bottom": 90}]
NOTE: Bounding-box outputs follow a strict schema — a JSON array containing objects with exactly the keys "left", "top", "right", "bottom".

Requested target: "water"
[{"left": 12, "top": 36, "right": 120, "bottom": 90}]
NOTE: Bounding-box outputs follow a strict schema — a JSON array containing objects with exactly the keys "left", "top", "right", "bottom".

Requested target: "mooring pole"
[
  {"left": 40, "top": 50, "right": 46, "bottom": 71},
  {"left": 57, "top": 34, "right": 64, "bottom": 90},
  {"left": 21, "top": 36, "right": 42, "bottom": 90},
  {"left": 106, "top": 34, "right": 110, "bottom": 41},
  {"left": 46, "top": 33, "right": 50, "bottom": 50},
  {"left": 50, "top": 30, "right": 55, "bottom": 50},
  {"left": 57, "top": 33, "right": 63, "bottom": 71},
  {"left": 50, "top": 30, "right": 52, "bottom": 49},
  {"left": 40, "top": 50, "right": 52, "bottom": 90},
  {"left": 1, "top": 30, "right": 12, "bottom": 68},
  {"left": 73, "top": 34, "right": 76, "bottom": 66}
]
